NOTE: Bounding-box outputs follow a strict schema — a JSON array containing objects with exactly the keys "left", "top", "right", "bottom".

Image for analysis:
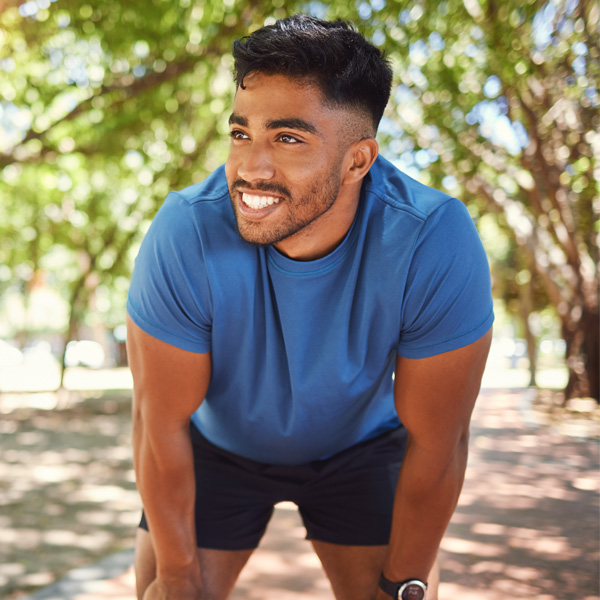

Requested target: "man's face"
[{"left": 225, "top": 72, "right": 354, "bottom": 259}]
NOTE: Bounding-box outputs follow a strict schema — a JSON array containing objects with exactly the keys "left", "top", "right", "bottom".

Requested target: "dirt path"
[
  {"left": 0, "top": 392, "right": 140, "bottom": 599},
  {"left": 439, "top": 388, "right": 599, "bottom": 599},
  {"left": 3, "top": 387, "right": 599, "bottom": 600}
]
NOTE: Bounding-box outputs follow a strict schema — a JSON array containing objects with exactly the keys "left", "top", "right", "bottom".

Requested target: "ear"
[{"left": 341, "top": 137, "right": 379, "bottom": 186}]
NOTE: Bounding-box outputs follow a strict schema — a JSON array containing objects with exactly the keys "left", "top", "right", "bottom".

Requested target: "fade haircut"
[{"left": 232, "top": 15, "right": 393, "bottom": 132}]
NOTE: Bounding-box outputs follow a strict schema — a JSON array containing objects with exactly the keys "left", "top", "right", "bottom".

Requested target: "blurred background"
[
  {"left": 0, "top": 0, "right": 597, "bottom": 401},
  {"left": 0, "top": 0, "right": 598, "bottom": 598}
]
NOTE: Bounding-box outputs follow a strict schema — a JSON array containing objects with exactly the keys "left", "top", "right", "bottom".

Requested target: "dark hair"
[{"left": 232, "top": 15, "right": 393, "bottom": 131}]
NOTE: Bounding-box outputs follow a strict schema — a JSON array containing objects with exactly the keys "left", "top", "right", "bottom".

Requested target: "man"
[{"left": 126, "top": 15, "right": 494, "bottom": 600}]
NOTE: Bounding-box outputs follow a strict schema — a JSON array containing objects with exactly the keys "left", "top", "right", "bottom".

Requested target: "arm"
[
  {"left": 377, "top": 328, "right": 492, "bottom": 597},
  {"left": 127, "top": 315, "right": 211, "bottom": 598}
]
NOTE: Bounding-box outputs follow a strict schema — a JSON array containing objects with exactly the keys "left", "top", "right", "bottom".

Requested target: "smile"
[{"left": 242, "top": 192, "right": 281, "bottom": 210}]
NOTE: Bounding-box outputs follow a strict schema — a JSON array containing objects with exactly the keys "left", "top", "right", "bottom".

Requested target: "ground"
[
  {"left": 0, "top": 392, "right": 139, "bottom": 599},
  {"left": 0, "top": 381, "right": 598, "bottom": 600}
]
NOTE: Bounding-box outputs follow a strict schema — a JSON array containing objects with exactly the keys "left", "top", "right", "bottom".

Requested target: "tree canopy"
[{"left": 1, "top": 0, "right": 598, "bottom": 399}]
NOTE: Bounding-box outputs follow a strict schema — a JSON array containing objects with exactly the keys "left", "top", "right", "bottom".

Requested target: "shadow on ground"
[
  {"left": 1, "top": 387, "right": 599, "bottom": 600},
  {"left": 0, "top": 391, "right": 139, "bottom": 599},
  {"left": 439, "top": 389, "right": 599, "bottom": 600}
]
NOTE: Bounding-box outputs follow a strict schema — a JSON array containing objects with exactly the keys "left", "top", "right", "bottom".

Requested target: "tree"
[
  {"left": 0, "top": 0, "right": 267, "bottom": 382},
  {"left": 362, "top": 0, "right": 598, "bottom": 400},
  {"left": 1, "top": 0, "right": 597, "bottom": 400}
]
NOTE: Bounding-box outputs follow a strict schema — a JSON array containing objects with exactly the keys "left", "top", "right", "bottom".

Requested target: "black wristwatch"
[{"left": 379, "top": 574, "right": 428, "bottom": 599}]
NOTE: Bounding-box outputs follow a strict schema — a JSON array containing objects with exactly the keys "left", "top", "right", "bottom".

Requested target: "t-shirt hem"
[
  {"left": 126, "top": 300, "right": 212, "bottom": 354},
  {"left": 396, "top": 310, "right": 494, "bottom": 359}
]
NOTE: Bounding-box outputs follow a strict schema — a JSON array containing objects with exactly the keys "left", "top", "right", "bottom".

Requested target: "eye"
[
  {"left": 278, "top": 134, "right": 301, "bottom": 144},
  {"left": 230, "top": 129, "right": 249, "bottom": 140}
]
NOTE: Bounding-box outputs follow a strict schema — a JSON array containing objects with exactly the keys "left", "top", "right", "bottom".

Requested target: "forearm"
[
  {"left": 383, "top": 437, "right": 469, "bottom": 584},
  {"left": 133, "top": 413, "right": 200, "bottom": 580}
]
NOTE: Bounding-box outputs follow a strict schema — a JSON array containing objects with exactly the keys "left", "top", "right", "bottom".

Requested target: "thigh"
[
  {"left": 139, "top": 425, "right": 278, "bottom": 551},
  {"left": 135, "top": 528, "right": 254, "bottom": 600},
  {"left": 311, "top": 540, "right": 388, "bottom": 600},
  {"left": 190, "top": 426, "right": 278, "bottom": 550},
  {"left": 297, "top": 428, "right": 407, "bottom": 546},
  {"left": 311, "top": 540, "right": 440, "bottom": 600}
]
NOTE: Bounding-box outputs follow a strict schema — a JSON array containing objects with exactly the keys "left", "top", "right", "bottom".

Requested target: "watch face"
[{"left": 401, "top": 584, "right": 425, "bottom": 600}]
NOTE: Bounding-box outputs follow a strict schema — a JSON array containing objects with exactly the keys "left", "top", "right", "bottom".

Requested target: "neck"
[{"left": 274, "top": 182, "right": 362, "bottom": 261}]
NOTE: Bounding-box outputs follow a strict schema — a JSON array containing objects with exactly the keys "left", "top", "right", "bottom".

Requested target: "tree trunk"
[
  {"left": 562, "top": 303, "right": 599, "bottom": 402},
  {"left": 58, "top": 274, "right": 90, "bottom": 391},
  {"left": 58, "top": 297, "right": 81, "bottom": 391},
  {"left": 518, "top": 273, "right": 537, "bottom": 387}
]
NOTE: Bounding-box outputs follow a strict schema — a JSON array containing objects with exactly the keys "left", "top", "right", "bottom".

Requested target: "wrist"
[
  {"left": 145, "top": 575, "right": 203, "bottom": 600},
  {"left": 156, "top": 556, "right": 202, "bottom": 586},
  {"left": 154, "top": 571, "right": 203, "bottom": 596}
]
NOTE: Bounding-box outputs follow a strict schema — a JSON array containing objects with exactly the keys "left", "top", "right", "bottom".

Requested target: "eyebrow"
[{"left": 228, "top": 113, "right": 319, "bottom": 136}]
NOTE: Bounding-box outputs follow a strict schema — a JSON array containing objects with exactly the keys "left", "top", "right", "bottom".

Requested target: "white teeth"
[{"left": 242, "top": 193, "right": 281, "bottom": 209}]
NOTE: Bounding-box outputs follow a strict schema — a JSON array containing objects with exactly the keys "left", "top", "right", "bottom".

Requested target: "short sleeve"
[
  {"left": 396, "top": 198, "right": 494, "bottom": 358},
  {"left": 126, "top": 191, "right": 213, "bottom": 352}
]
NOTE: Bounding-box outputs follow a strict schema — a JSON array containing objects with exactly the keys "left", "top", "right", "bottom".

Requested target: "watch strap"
[{"left": 378, "top": 573, "right": 399, "bottom": 598}]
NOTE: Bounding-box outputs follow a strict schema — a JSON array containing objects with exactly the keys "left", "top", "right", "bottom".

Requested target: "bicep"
[
  {"left": 127, "top": 314, "right": 211, "bottom": 430},
  {"left": 394, "top": 328, "right": 492, "bottom": 452}
]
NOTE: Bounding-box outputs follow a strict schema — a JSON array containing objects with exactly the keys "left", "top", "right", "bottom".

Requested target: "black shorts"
[{"left": 139, "top": 424, "right": 407, "bottom": 550}]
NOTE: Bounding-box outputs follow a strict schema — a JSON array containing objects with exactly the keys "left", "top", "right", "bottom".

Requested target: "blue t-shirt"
[{"left": 127, "top": 155, "right": 494, "bottom": 464}]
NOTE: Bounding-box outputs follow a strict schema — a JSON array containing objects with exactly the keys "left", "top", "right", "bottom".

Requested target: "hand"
[{"left": 142, "top": 577, "right": 203, "bottom": 600}]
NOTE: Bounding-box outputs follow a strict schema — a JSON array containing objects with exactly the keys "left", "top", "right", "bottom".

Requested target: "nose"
[{"left": 236, "top": 143, "right": 275, "bottom": 183}]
